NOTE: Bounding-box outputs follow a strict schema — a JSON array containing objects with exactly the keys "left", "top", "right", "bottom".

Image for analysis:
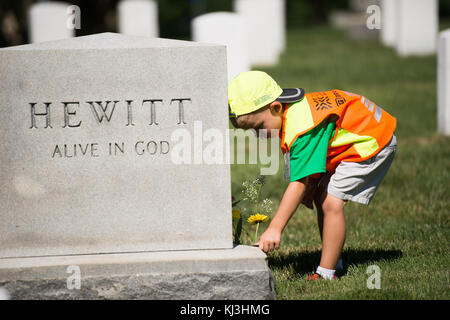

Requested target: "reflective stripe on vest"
[{"left": 280, "top": 89, "right": 397, "bottom": 172}]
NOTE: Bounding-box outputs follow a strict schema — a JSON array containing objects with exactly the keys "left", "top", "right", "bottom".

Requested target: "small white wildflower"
[{"left": 261, "top": 198, "right": 273, "bottom": 214}]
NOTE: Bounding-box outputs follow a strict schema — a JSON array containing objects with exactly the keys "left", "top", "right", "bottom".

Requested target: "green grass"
[{"left": 230, "top": 26, "right": 450, "bottom": 299}]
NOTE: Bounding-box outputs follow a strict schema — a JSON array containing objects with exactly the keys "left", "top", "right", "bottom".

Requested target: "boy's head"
[{"left": 228, "top": 71, "right": 304, "bottom": 137}]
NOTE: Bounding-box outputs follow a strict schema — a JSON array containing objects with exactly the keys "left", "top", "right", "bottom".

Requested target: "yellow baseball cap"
[{"left": 228, "top": 71, "right": 304, "bottom": 117}]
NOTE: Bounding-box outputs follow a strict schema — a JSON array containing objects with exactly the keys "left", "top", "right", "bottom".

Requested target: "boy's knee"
[{"left": 321, "top": 194, "right": 346, "bottom": 215}]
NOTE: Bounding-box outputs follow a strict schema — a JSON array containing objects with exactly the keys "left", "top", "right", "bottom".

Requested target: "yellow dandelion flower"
[
  {"left": 232, "top": 209, "right": 241, "bottom": 219},
  {"left": 247, "top": 213, "right": 269, "bottom": 224}
]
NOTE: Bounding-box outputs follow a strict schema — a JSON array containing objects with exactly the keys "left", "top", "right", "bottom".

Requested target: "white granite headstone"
[
  {"left": 395, "top": 0, "right": 438, "bottom": 56},
  {"left": 0, "top": 33, "right": 231, "bottom": 258},
  {"left": 28, "top": 2, "right": 74, "bottom": 43},
  {"left": 275, "top": 0, "right": 286, "bottom": 54},
  {"left": 118, "top": 0, "right": 159, "bottom": 37},
  {"left": 438, "top": 30, "right": 450, "bottom": 136},
  {"left": 192, "top": 12, "right": 250, "bottom": 81},
  {"left": 380, "top": 0, "right": 398, "bottom": 47},
  {"left": 233, "top": 0, "right": 284, "bottom": 66}
]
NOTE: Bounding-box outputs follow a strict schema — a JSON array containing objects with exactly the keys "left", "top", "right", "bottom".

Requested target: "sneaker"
[
  {"left": 306, "top": 272, "right": 337, "bottom": 281},
  {"left": 306, "top": 273, "right": 322, "bottom": 281}
]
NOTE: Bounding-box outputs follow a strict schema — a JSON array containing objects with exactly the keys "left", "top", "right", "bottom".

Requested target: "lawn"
[{"left": 230, "top": 25, "right": 450, "bottom": 299}]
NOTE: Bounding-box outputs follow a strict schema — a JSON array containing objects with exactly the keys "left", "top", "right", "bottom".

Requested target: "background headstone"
[
  {"left": 28, "top": 2, "right": 74, "bottom": 43},
  {"left": 192, "top": 12, "right": 250, "bottom": 81},
  {"left": 233, "top": 0, "right": 284, "bottom": 66},
  {"left": 380, "top": 0, "right": 398, "bottom": 47},
  {"left": 329, "top": 10, "right": 367, "bottom": 29},
  {"left": 274, "top": 0, "right": 286, "bottom": 54},
  {"left": 438, "top": 29, "right": 450, "bottom": 136},
  {"left": 329, "top": 0, "right": 380, "bottom": 41},
  {"left": 118, "top": 0, "right": 159, "bottom": 37},
  {"left": 395, "top": 0, "right": 438, "bottom": 56}
]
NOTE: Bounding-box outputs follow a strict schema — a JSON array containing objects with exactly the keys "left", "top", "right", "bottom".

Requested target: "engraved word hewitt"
[
  {"left": 28, "top": 98, "right": 191, "bottom": 129},
  {"left": 28, "top": 98, "right": 190, "bottom": 158}
]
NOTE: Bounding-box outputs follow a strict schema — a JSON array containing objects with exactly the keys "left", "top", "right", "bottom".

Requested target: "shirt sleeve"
[{"left": 289, "top": 117, "right": 336, "bottom": 182}]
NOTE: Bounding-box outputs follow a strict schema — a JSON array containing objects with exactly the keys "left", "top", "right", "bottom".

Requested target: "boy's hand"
[
  {"left": 254, "top": 179, "right": 307, "bottom": 253},
  {"left": 254, "top": 227, "right": 281, "bottom": 253}
]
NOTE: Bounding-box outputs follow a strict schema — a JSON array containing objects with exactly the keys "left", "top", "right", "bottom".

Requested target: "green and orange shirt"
[{"left": 284, "top": 89, "right": 396, "bottom": 182}]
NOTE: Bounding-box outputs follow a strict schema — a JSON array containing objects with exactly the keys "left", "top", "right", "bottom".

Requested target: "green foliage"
[
  {"left": 286, "top": 0, "right": 348, "bottom": 28},
  {"left": 156, "top": 0, "right": 231, "bottom": 39}
]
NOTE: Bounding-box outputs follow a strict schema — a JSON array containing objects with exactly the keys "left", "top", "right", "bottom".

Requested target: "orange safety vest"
[{"left": 280, "top": 89, "right": 397, "bottom": 173}]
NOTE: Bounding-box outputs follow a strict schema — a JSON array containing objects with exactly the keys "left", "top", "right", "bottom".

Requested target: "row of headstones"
[
  {"left": 330, "top": 0, "right": 438, "bottom": 56},
  {"left": 380, "top": 0, "right": 438, "bottom": 56},
  {"left": 25, "top": 0, "right": 450, "bottom": 136},
  {"left": 28, "top": 0, "right": 285, "bottom": 81},
  {"left": 193, "top": 0, "right": 285, "bottom": 81},
  {"left": 29, "top": 0, "right": 163, "bottom": 41},
  {"left": 378, "top": 0, "right": 449, "bottom": 136},
  {"left": 29, "top": 1, "right": 158, "bottom": 41}
]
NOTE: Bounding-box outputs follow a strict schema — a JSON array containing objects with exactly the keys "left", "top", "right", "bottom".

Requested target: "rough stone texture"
[
  {"left": 0, "top": 246, "right": 275, "bottom": 300},
  {"left": 0, "top": 33, "right": 232, "bottom": 258},
  {"left": 438, "top": 29, "right": 450, "bottom": 136}
]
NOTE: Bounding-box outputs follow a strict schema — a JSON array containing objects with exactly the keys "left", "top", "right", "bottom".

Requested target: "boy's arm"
[
  {"left": 256, "top": 117, "right": 336, "bottom": 253},
  {"left": 255, "top": 178, "right": 307, "bottom": 253}
]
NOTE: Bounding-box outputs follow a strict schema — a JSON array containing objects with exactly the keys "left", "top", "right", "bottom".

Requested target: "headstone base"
[{"left": 0, "top": 245, "right": 275, "bottom": 300}]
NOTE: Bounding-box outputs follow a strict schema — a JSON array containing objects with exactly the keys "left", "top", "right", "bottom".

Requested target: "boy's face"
[{"left": 236, "top": 102, "right": 284, "bottom": 138}]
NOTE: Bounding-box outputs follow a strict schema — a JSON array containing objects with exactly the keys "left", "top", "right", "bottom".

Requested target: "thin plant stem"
[
  {"left": 254, "top": 222, "right": 260, "bottom": 244},
  {"left": 234, "top": 216, "right": 243, "bottom": 244},
  {"left": 255, "top": 183, "right": 262, "bottom": 213}
]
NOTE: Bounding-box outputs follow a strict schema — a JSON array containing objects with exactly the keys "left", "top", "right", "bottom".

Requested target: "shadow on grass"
[{"left": 268, "top": 248, "right": 403, "bottom": 277}]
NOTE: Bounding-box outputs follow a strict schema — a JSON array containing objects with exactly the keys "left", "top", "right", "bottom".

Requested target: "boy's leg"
[
  {"left": 311, "top": 134, "right": 396, "bottom": 278},
  {"left": 313, "top": 174, "right": 330, "bottom": 241},
  {"left": 317, "top": 193, "right": 346, "bottom": 270},
  {"left": 312, "top": 181, "right": 345, "bottom": 277},
  {"left": 316, "top": 203, "right": 324, "bottom": 241},
  {"left": 313, "top": 188, "right": 326, "bottom": 241}
]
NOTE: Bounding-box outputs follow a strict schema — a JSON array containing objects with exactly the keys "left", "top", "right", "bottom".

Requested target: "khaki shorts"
[{"left": 302, "top": 134, "right": 397, "bottom": 207}]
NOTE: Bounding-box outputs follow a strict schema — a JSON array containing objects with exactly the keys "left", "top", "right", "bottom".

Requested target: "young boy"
[{"left": 228, "top": 71, "right": 397, "bottom": 280}]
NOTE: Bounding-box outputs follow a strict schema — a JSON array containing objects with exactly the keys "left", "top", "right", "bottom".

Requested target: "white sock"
[{"left": 316, "top": 266, "right": 335, "bottom": 280}]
